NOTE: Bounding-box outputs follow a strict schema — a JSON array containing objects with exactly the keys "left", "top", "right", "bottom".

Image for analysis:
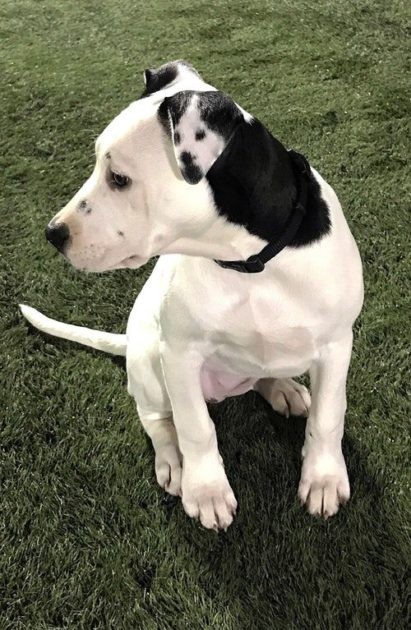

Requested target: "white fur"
[
  {"left": 21, "top": 62, "right": 363, "bottom": 529},
  {"left": 19, "top": 304, "right": 127, "bottom": 355}
]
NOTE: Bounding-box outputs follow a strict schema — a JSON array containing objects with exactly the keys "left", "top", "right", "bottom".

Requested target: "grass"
[{"left": 1, "top": 0, "right": 409, "bottom": 627}]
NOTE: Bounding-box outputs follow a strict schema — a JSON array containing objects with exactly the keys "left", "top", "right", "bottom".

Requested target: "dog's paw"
[
  {"left": 182, "top": 457, "right": 237, "bottom": 530},
  {"left": 298, "top": 450, "right": 350, "bottom": 518},
  {"left": 258, "top": 378, "right": 311, "bottom": 417},
  {"left": 155, "top": 444, "right": 182, "bottom": 496}
]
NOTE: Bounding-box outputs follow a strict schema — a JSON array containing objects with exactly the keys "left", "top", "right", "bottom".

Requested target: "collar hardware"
[{"left": 217, "top": 254, "right": 265, "bottom": 273}]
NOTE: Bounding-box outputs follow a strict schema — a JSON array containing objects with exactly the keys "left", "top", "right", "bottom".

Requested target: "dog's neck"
[{"left": 161, "top": 215, "right": 266, "bottom": 262}]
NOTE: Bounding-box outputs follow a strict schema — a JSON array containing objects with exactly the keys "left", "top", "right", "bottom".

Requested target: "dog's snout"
[{"left": 45, "top": 222, "right": 70, "bottom": 253}]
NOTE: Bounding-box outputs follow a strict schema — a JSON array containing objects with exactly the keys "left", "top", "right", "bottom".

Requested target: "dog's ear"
[
  {"left": 143, "top": 68, "right": 154, "bottom": 86},
  {"left": 141, "top": 60, "right": 201, "bottom": 97},
  {"left": 158, "top": 90, "right": 244, "bottom": 184},
  {"left": 143, "top": 64, "right": 178, "bottom": 95}
]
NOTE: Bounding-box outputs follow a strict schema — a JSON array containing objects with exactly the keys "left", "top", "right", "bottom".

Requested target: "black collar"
[{"left": 214, "top": 150, "right": 311, "bottom": 273}]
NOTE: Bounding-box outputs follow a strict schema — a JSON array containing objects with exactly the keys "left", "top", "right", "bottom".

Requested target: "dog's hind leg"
[
  {"left": 139, "top": 413, "right": 182, "bottom": 497},
  {"left": 127, "top": 335, "right": 182, "bottom": 497},
  {"left": 255, "top": 377, "right": 311, "bottom": 417}
]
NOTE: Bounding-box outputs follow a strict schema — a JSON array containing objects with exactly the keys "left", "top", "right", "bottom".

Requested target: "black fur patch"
[
  {"left": 158, "top": 91, "right": 193, "bottom": 136},
  {"left": 206, "top": 119, "right": 331, "bottom": 247},
  {"left": 180, "top": 151, "right": 202, "bottom": 184},
  {"left": 158, "top": 88, "right": 330, "bottom": 246},
  {"left": 197, "top": 91, "right": 243, "bottom": 141},
  {"left": 141, "top": 63, "right": 178, "bottom": 98},
  {"left": 195, "top": 129, "right": 206, "bottom": 140},
  {"left": 141, "top": 59, "right": 200, "bottom": 99},
  {"left": 174, "top": 131, "right": 181, "bottom": 145}
]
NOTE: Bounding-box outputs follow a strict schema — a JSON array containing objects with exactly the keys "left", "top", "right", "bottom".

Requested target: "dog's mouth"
[
  {"left": 68, "top": 252, "right": 148, "bottom": 273},
  {"left": 105, "top": 253, "right": 148, "bottom": 271},
  {"left": 118, "top": 254, "right": 146, "bottom": 268}
]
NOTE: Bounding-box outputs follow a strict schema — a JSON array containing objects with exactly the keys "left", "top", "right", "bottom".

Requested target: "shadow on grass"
[{"left": 164, "top": 392, "right": 408, "bottom": 628}]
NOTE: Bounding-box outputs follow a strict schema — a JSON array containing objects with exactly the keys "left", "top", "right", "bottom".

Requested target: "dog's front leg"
[
  {"left": 299, "top": 331, "right": 353, "bottom": 518},
  {"left": 161, "top": 347, "right": 237, "bottom": 530}
]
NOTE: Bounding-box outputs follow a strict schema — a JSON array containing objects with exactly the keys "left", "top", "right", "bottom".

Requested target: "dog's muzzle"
[{"left": 45, "top": 222, "right": 70, "bottom": 253}]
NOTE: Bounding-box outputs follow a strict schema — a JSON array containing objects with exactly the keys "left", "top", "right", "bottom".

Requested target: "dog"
[{"left": 20, "top": 60, "right": 363, "bottom": 530}]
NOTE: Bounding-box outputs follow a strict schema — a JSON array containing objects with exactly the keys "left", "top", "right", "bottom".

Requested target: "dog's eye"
[{"left": 110, "top": 171, "right": 130, "bottom": 189}]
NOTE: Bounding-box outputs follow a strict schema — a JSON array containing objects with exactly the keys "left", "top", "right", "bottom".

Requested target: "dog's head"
[{"left": 46, "top": 60, "right": 254, "bottom": 272}]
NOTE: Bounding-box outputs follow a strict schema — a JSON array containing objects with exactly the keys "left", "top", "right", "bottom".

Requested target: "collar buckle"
[
  {"left": 216, "top": 254, "right": 265, "bottom": 273},
  {"left": 244, "top": 254, "right": 265, "bottom": 273}
]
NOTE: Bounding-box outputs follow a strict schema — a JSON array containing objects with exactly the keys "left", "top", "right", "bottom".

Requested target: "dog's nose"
[{"left": 45, "top": 222, "right": 70, "bottom": 253}]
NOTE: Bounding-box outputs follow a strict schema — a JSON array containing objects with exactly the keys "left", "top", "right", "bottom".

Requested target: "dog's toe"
[
  {"left": 257, "top": 378, "right": 311, "bottom": 417},
  {"left": 182, "top": 459, "right": 237, "bottom": 531},
  {"left": 298, "top": 451, "right": 350, "bottom": 518},
  {"left": 155, "top": 445, "right": 182, "bottom": 496}
]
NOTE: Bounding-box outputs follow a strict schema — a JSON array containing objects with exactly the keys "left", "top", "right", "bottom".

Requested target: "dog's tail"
[{"left": 19, "top": 304, "right": 127, "bottom": 356}]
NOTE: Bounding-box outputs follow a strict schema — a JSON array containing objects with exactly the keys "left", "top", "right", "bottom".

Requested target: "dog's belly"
[{"left": 200, "top": 365, "right": 256, "bottom": 402}]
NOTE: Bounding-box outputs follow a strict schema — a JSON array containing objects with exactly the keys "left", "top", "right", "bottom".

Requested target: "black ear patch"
[
  {"left": 179, "top": 151, "right": 203, "bottom": 184},
  {"left": 140, "top": 60, "right": 201, "bottom": 98},
  {"left": 141, "top": 63, "right": 178, "bottom": 98},
  {"left": 158, "top": 91, "right": 193, "bottom": 133},
  {"left": 205, "top": 119, "right": 331, "bottom": 247}
]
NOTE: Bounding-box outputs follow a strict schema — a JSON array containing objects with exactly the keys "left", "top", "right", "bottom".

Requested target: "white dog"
[{"left": 20, "top": 60, "right": 363, "bottom": 530}]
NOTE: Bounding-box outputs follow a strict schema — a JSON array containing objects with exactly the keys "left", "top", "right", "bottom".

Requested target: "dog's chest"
[
  {"left": 157, "top": 255, "right": 330, "bottom": 383},
  {"left": 192, "top": 279, "right": 319, "bottom": 378},
  {"left": 208, "top": 320, "right": 315, "bottom": 379}
]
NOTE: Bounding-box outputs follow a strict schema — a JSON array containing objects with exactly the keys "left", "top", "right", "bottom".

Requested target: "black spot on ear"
[
  {"left": 174, "top": 131, "right": 181, "bottom": 145},
  {"left": 195, "top": 129, "right": 206, "bottom": 141},
  {"left": 180, "top": 151, "right": 202, "bottom": 184},
  {"left": 198, "top": 91, "right": 243, "bottom": 140},
  {"left": 117, "top": 230, "right": 124, "bottom": 237},
  {"left": 180, "top": 151, "right": 194, "bottom": 164}
]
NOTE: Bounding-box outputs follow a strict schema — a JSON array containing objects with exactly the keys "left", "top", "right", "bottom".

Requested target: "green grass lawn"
[{"left": 1, "top": 0, "right": 409, "bottom": 627}]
